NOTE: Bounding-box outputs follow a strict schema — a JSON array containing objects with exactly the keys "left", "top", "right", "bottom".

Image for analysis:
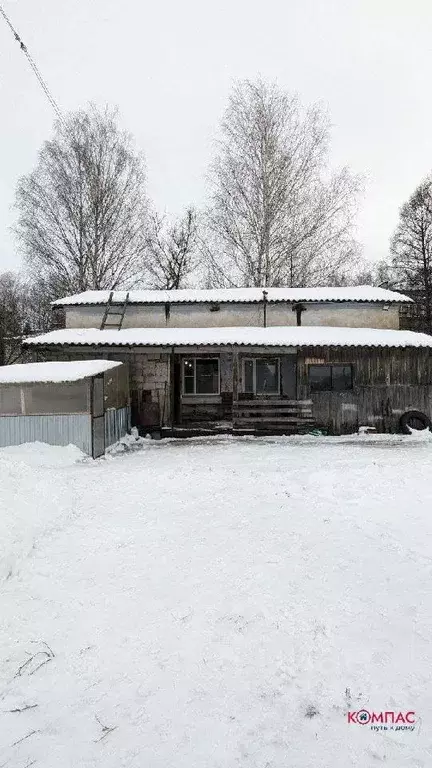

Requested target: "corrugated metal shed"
[
  {"left": 0, "top": 362, "right": 130, "bottom": 457},
  {"left": 105, "top": 407, "right": 131, "bottom": 447},
  {"left": 0, "top": 414, "right": 92, "bottom": 454}
]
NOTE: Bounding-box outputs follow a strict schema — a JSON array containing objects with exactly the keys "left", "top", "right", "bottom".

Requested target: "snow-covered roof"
[
  {"left": 0, "top": 360, "right": 122, "bottom": 384},
  {"left": 52, "top": 286, "right": 412, "bottom": 306},
  {"left": 23, "top": 326, "right": 432, "bottom": 350}
]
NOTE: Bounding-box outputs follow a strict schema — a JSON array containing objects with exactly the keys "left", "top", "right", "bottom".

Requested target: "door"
[{"left": 138, "top": 390, "right": 160, "bottom": 428}]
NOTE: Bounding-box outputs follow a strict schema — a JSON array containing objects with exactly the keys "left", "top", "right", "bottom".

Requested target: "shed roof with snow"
[
  {"left": 52, "top": 286, "right": 413, "bottom": 306},
  {"left": 0, "top": 360, "right": 122, "bottom": 384},
  {"left": 24, "top": 326, "right": 432, "bottom": 349}
]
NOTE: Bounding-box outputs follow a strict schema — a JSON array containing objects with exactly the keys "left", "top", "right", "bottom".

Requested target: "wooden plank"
[
  {"left": 220, "top": 352, "right": 233, "bottom": 392},
  {"left": 234, "top": 408, "right": 313, "bottom": 415},
  {"left": 232, "top": 349, "right": 239, "bottom": 404},
  {"left": 234, "top": 411, "right": 313, "bottom": 421},
  {"left": 169, "top": 350, "right": 175, "bottom": 427},
  {"left": 233, "top": 425, "right": 314, "bottom": 432},
  {"left": 233, "top": 403, "right": 313, "bottom": 410},
  {"left": 281, "top": 355, "right": 297, "bottom": 399},
  {"left": 234, "top": 416, "right": 315, "bottom": 427},
  {"left": 233, "top": 399, "right": 312, "bottom": 407},
  {"left": 234, "top": 414, "right": 315, "bottom": 420},
  {"left": 234, "top": 430, "right": 312, "bottom": 435},
  {"left": 233, "top": 405, "right": 312, "bottom": 411},
  {"left": 234, "top": 409, "right": 313, "bottom": 419}
]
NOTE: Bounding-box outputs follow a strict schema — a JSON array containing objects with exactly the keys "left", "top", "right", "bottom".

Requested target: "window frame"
[
  {"left": 308, "top": 363, "right": 354, "bottom": 393},
  {"left": 182, "top": 356, "right": 220, "bottom": 396},
  {"left": 242, "top": 357, "right": 281, "bottom": 395}
]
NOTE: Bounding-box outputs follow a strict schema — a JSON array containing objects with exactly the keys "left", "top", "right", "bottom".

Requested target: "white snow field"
[{"left": 1, "top": 434, "right": 432, "bottom": 767}]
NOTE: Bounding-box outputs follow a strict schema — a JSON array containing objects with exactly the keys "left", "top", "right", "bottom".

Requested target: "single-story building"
[
  {"left": 0, "top": 360, "right": 130, "bottom": 457},
  {"left": 23, "top": 325, "right": 432, "bottom": 436}
]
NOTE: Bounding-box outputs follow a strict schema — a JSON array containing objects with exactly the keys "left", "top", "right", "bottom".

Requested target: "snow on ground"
[{"left": 0, "top": 435, "right": 432, "bottom": 767}]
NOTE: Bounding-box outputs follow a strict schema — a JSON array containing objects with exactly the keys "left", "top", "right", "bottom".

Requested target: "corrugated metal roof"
[
  {"left": 0, "top": 360, "right": 122, "bottom": 384},
  {"left": 52, "top": 286, "right": 412, "bottom": 306},
  {"left": 23, "top": 326, "right": 432, "bottom": 349}
]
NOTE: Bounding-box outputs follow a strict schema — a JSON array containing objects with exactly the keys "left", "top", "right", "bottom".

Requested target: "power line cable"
[{"left": 0, "top": 3, "right": 63, "bottom": 122}]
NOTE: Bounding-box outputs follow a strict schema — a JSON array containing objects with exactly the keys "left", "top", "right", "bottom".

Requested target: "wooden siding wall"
[
  {"left": 29, "top": 344, "right": 432, "bottom": 434},
  {"left": 297, "top": 346, "right": 432, "bottom": 433}
]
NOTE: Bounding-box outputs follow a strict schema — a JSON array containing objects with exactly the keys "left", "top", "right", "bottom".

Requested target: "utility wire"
[{"left": 0, "top": 3, "right": 63, "bottom": 121}]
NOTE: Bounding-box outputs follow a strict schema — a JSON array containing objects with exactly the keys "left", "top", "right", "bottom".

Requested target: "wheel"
[{"left": 399, "top": 410, "right": 432, "bottom": 434}]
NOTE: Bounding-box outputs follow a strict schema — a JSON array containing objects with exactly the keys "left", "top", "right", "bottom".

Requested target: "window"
[
  {"left": 0, "top": 386, "right": 21, "bottom": 415},
  {"left": 182, "top": 358, "right": 219, "bottom": 395},
  {"left": 24, "top": 382, "right": 90, "bottom": 414},
  {"left": 309, "top": 364, "right": 353, "bottom": 393},
  {"left": 243, "top": 358, "right": 280, "bottom": 394}
]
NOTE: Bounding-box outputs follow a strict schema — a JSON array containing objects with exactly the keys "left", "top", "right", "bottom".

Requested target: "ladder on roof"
[{"left": 100, "top": 291, "right": 130, "bottom": 330}]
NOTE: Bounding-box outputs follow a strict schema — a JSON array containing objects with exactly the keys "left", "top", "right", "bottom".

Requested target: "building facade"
[{"left": 23, "top": 286, "right": 432, "bottom": 436}]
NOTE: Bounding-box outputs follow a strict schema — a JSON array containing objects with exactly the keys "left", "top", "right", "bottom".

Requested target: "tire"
[{"left": 399, "top": 410, "right": 432, "bottom": 434}]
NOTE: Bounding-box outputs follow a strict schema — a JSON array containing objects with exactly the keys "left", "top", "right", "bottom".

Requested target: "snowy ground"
[{"left": 1, "top": 434, "right": 432, "bottom": 767}]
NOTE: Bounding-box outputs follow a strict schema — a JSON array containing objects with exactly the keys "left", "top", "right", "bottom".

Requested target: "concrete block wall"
[
  {"left": 128, "top": 352, "right": 170, "bottom": 423},
  {"left": 64, "top": 301, "right": 402, "bottom": 331}
]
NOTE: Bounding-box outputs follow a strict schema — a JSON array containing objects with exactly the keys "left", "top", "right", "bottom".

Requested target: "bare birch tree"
[
  {"left": 144, "top": 208, "right": 200, "bottom": 289},
  {"left": 390, "top": 177, "right": 432, "bottom": 331},
  {"left": 205, "top": 79, "right": 361, "bottom": 287},
  {"left": 15, "top": 105, "right": 148, "bottom": 293},
  {"left": 0, "top": 273, "right": 28, "bottom": 365},
  {"left": 23, "top": 275, "right": 68, "bottom": 333}
]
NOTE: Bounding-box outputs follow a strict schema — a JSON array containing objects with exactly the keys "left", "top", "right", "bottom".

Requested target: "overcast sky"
[{"left": 0, "top": 0, "right": 430, "bottom": 275}]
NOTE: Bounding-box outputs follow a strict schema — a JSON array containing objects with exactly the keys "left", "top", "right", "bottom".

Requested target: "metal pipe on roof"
[{"left": 262, "top": 290, "right": 268, "bottom": 327}]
